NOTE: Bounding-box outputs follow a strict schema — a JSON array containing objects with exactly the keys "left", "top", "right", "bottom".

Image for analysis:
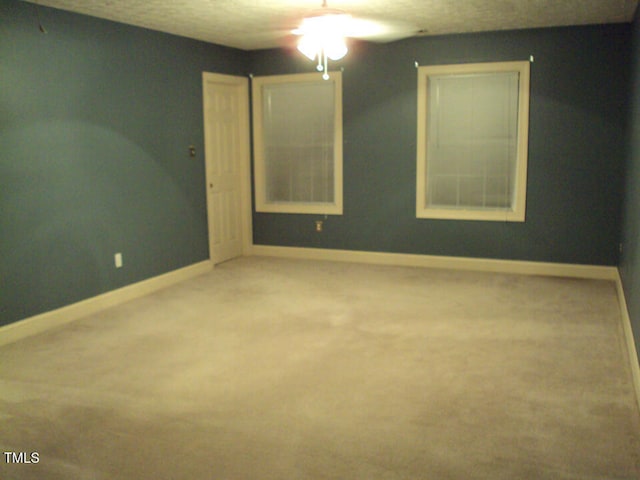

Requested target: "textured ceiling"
[{"left": 25, "top": 0, "right": 639, "bottom": 50}]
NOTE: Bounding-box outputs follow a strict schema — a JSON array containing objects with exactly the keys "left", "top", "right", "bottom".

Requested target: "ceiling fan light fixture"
[
  {"left": 324, "top": 35, "right": 348, "bottom": 61},
  {"left": 296, "top": 31, "right": 348, "bottom": 61},
  {"left": 297, "top": 33, "right": 322, "bottom": 61},
  {"left": 293, "top": 5, "right": 350, "bottom": 79}
]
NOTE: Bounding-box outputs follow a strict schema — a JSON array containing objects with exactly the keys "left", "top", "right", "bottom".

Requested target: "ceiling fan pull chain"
[{"left": 323, "top": 50, "right": 329, "bottom": 80}]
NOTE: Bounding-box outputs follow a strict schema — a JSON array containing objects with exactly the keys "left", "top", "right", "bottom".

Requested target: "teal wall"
[
  {"left": 0, "top": 0, "right": 248, "bottom": 326},
  {"left": 621, "top": 8, "right": 640, "bottom": 362},
  {"left": 1, "top": 0, "right": 634, "bottom": 332},
  {"left": 250, "top": 25, "right": 630, "bottom": 265}
]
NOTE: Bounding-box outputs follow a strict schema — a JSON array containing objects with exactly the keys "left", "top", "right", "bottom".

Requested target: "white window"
[
  {"left": 252, "top": 72, "right": 343, "bottom": 215},
  {"left": 416, "top": 61, "right": 530, "bottom": 221}
]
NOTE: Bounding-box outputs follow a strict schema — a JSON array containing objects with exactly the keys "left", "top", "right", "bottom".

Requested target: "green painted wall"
[
  {"left": 0, "top": 0, "right": 248, "bottom": 326},
  {"left": 250, "top": 26, "right": 630, "bottom": 265},
  {"left": 621, "top": 7, "right": 640, "bottom": 363}
]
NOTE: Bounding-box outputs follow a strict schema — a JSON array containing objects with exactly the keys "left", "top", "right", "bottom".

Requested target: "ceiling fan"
[{"left": 285, "top": 0, "right": 418, "bottom": 79}]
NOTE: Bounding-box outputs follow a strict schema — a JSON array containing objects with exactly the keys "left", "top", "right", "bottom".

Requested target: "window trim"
[
  {"left": 251, "top": 72, "right": 343, "bottom": 215},
  {"left": 416, "top": 61, "right": 530, "bottom": 222}
]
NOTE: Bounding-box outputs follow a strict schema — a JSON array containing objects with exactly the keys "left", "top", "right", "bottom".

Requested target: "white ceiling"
[{"left": 26, "top": 0, "right": 639, "bottom": 51}]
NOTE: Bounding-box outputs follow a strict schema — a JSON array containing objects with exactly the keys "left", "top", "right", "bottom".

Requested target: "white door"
[{"left": 202, "top": 73, "right": 251, "bottom": 265}]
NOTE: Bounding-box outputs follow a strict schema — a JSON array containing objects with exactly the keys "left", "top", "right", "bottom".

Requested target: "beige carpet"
[{"left": 1, "top": 256, "right": 639, "bottom": 479}]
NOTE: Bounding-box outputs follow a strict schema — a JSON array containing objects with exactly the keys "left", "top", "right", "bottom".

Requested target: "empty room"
[{"left": 2, "top": 0, "right": 640, "bottom": 478}]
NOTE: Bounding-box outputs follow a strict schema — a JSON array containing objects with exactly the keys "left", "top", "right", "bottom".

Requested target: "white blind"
[
  {"left": 262, "top": 81, "right": 335, "bottom": 204},
  {"left": 426, "top": 71, "right": 519, "bottom": 210}
]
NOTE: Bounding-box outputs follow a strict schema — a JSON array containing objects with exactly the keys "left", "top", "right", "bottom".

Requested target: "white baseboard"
[
  {"left": 614, "top": 272, "right": 640, "bottom": 415},
  {"left": 251, "top": 245, "right": 618, "bottom": 280},
  {"left": 0, "top": 260, "right": 213, "bottom": 347}
]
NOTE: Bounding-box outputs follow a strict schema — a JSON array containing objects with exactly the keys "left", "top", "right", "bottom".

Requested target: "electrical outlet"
[
  {"left": 315, "top": 220, "right": 323, "bottom": 232},
  {"left": 114, "top": 252, "right": 123, "bottom": 268}
]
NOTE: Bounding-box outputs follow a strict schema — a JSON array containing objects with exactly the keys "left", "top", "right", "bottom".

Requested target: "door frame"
[{"left": 202, "top": 72, "right": 253, "bottom": 263}]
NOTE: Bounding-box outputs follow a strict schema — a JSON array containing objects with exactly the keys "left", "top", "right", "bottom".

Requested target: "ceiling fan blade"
[{"left": 344, "top": 17, "right": 418, "bottom": 42}]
